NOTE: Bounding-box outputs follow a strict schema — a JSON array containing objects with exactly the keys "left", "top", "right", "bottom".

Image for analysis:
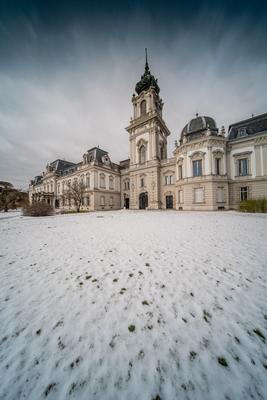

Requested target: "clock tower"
[{"left": 126, "top": 50, "right": 171, "bottom": 209}]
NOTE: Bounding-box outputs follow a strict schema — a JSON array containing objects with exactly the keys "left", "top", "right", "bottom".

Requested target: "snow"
[{"left": 0, "top": 210, "right": 267, "bottom": 400}]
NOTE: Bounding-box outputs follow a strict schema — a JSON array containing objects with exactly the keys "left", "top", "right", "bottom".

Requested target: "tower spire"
[{"left": 145, "top": 48, "right": 149, "bottom": 72}]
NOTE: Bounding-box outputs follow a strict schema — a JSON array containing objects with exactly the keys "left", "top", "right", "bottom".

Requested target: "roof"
[
  {"left": 49, "top": 159, "right": 76, "bottom": 172},
  {"left": 119, "top": 159, "right": 130, "bottom": 169},
  {"left": 180, "top": 115, "right": 218, "bottom": 141},
  {"left": 228, "top": 112, "right": 267, "bottom": 140},
  {"left": 135, "top": 53, "right": 160, "bottom": 95}
]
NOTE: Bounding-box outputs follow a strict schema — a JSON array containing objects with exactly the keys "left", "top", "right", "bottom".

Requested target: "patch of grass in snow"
[
  {"left": 217, "top": 357, "right": 228, "bottom": 367},
  {"left": 0, "top": 335, "right": 8, "bottom": 345},
  {"left": 203, "top": 310, "right": 212, "bottom": 323},
  {"left": 152, "top": 396, "right": 161, "bottom": 400},
  {"left": 145, "top": 262, "right": 150, "bottom": 266},
  {"left": 44, "top": 383, "right": 57, "bottom": 397},
  {"left": 91, "top": 278, "right": 98, "bottom": 283},
  {"left": 189, "top": 351, "right": 197, "bottom": 361},
  {"left": 120, "top": 288, "right": 126, "bottom": 294},
  {"left": 138, "top": 350, "right": 145, "bottom": 359},
  {"left": 57, "top": 337, "right": 65, "bottom": 350},
  {"left": 128, "top": 325, "right": 135, "bottom": 333},
  {"left": 53, "top": 320, "right": 64, "bottom": 330},
  {"left": 70, "top": 357, "right": 81, "bottom": 369},
  {"left": 69, "top": 382, "right": 77, "bottom": 395},
  {"left": 85, "top": 275, "right": 92, "bottom": 280},
  {"left": 253, "top": 328, "right": 266, "bottom": 342},
  {"left": 36, "top": 329, "right": 42, "bottom": 335},
  {"left": 142, "top": 300, "right": 149, "bottom": 306},
  {"left": 113, "top": 278, "right": 118, "bottom": 282},
  {"left": 129, "top": 273, "right": 134, "bottom": 277}
]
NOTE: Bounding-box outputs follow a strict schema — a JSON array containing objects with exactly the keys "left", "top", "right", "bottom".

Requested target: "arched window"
[
  {"left": 139, "top": 145, "right": 146, "bottom": 164},
  {"left": 140, "top": 100, "right": 146, "bottom": 116}
]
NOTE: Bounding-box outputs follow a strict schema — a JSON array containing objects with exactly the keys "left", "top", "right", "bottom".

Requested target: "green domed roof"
[{"left": 135, "top": 50, "right": 160, "bottom": 95}]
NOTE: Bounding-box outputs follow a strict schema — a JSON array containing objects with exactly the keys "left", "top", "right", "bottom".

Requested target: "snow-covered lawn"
[{"left": 0, "top": 210, "right": 267, "bottom": 400}]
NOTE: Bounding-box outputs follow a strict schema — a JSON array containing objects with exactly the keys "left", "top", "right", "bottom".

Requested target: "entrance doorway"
[
  {"left": 124, "top": 197, "right": 129, "bottom": 209},
  {"left": 139, "top": 192, "right": 148, "bottom": 209},
  {"left": 166, "top": 195, "right": 173, "bottom": 209}
]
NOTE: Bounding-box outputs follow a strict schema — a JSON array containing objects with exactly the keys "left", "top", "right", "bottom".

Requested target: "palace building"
[{"left": 29, "top": 56, "right": 267, "bottom": 211}]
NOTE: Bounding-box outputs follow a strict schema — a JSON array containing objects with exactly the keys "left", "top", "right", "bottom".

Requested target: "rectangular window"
[
  {"left": 140, "top": 178, "right": 144, "bottom": 187},
  {"left": 100, "top": 196, "right": 105, "bottom": 206},
  {"left": 109, "top": 197, "right": 113, "bottom": 206},
  {"left": 238, "top": 159, "right": 248, "bottom": 176},
  {"left": 194, "top": 188, "right": 204, "bottom": 203},
  {"left": 109, "top": 177, "right": 114, "bottom": 190},
  {"left": 240, "top": 187, "right": 248, "bottom": 201},
  {"left": 179, "top": 165, "right": 183, "bottom": 179},
  {"left": 217, "top": 187, "right": 224, "bottom": 203},
  {"left": 215, "top": 158, "right": 221, "bottom": 175},
  {"left": 165, "top": 175, "right": 173, "bottom": 185},
  {"left": 100, "top": 175, "right": 106, "bottom": 188},
  {"left": 193, "top": 160, "right": 202, "bottom": 177},
  {"left": 178, "top": 190, "right": 183, "bottom": 203}
]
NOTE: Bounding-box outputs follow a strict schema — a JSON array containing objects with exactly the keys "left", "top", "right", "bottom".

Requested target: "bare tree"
[{"left": 63, "top": 181, "right": 86, "bottom": 212}]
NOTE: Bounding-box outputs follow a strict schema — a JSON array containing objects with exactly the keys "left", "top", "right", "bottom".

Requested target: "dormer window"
[{"left": 237, "top": 127, "right": 247, "bottom": 137}]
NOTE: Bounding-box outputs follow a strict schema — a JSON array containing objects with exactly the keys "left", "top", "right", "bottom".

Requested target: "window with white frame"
[
  {"left": 165, "top": 175, "right": 174, "bottom": 185},
  {"left": 100, "top": 196, "right": 105, "bottom": 206},
  {"left": 240, "top": 186, "right": 248, "bottom": 201},
  {"left": 193, "top": 160, "right": 202, "bottom": 177},
  {"left": 109, "top": 196, "right": 113, "bottom": 206},
  {"left": 237, "top": 158, "right": 248, "bottom": 176},
  {"left": 194, "top": 188, "right": 204, "bottom": 203}
]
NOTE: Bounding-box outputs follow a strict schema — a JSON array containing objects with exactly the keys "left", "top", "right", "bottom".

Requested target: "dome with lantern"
[{"left": 180, "top": 114, "right": 218, "bottom": 142}]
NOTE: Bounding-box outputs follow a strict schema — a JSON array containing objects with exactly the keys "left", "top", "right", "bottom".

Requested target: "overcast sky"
[{"left": 1, "top": 0, "right": 267, "bottom": 189}]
